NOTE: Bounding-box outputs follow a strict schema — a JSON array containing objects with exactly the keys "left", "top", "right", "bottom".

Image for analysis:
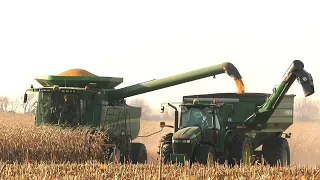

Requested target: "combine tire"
[
  {"left": 158, "top": 133, "right": 173, "bottom": 164},
  {"left": 230, "top": 135, "right": 252, "bottom": 166},
  {"left": 130, "top": 142, "right": 147, "bottom": 164},
  {"left": 193, "top": 144, "right": 216, "bottom": 165},
  {"left": 262, "top": 137, "right": 290, "bottom": 166}
]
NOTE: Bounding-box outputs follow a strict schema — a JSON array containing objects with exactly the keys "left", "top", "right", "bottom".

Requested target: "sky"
[{"left": 0, "top": 1, "right": 319, "bottom": 110}]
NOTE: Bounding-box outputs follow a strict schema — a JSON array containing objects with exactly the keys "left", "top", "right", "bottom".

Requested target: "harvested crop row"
[{"left": 0, "top": 161, "right": 320, "bottom": 180}]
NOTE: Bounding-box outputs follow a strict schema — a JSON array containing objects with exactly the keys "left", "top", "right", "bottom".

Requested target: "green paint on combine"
[{"left": 24, "top": 62, "right": 244, "bottom": 164}]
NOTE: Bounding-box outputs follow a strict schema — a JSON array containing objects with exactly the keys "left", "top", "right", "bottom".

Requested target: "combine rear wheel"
[
  {"left": 158, "top": 133, "right": 173, "bottom": 164},
  {"left": 230, "top": 135, "right": 252, "bottom": 166},
  {"left": 193, "top": 144, "right": 216, "bottom": 165},
  {"left": 262, "top": 137, "right": 290, "bottom": 166},
  {"left": 130, "top": 142, "right": 147, "bottom": 164}
]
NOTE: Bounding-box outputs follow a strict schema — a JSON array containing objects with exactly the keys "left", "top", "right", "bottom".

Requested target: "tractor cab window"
[
  {"left": 181, "top": 107, "right": 214, "bottom": 128},
  {"left": 38, "top": 92, "right": 84, "bottom": 126}
]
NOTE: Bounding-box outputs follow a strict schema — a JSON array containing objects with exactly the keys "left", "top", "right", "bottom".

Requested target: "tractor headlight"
[
  {"left": 173, "top": 139, "right": 180, "bottom": 143},
  {"left": 186, "top": 139, "right": 191, "bottom": 143}
]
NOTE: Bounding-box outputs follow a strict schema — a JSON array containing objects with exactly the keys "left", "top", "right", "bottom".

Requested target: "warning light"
[
  {"left": 85, "top": 86, "right": 89, "bottom": 90},
  {"left": 213, "top": 99, "right": 217, "bottom": 103},
  {"left": 30, "top": 84, "right": 34, "bottom": 88},
  {"left": 179, "top": 105, "right": 184, "bottom": 108}
]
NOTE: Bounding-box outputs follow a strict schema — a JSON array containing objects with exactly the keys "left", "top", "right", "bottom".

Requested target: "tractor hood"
[{"left": 172, "top": 127, "right": 201, "bottom": 140}]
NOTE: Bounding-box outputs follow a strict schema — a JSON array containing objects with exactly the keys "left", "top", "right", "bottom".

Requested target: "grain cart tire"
[
  {"left": 130, "top": 142, "right": 147, "bottom": 164},
  {"left": 262, "top": 137, "right": 290, "bottom": 166},
  {"left": 193, "top": 144, "right": 216, "bottom": 165},
  {"left": 230, "top": 135, "right": 252, "bottom": 166},
  {"left": 157, "top": 133, "right": 173, "bottom": 164}
]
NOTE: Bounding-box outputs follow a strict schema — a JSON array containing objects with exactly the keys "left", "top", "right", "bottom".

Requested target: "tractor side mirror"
[
  {"left": 23, "top": 93, "right": 28, "bottom": 103},
  {"left": 160, "top": 121, "right": 165, "bottom": 128},
  {"left": 160, "top": 106, "right": 164, "bottom": 113}
]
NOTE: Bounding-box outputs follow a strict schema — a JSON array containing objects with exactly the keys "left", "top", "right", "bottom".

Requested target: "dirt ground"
[{"left": 134, "top": 119, "right": 320, "bottom": 166}]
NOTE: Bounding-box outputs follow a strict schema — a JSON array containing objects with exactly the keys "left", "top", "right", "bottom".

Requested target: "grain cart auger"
[
  {"left": 158, "top": 60, "right": 314, "bottom": 167},
  {"left": 23, "top": 62, "right": 244, "bottom": 164}
]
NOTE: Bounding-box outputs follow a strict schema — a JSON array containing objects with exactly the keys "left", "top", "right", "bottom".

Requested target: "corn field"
[{"left": 0, "top": 112, "right": 320, "bottom": 179}]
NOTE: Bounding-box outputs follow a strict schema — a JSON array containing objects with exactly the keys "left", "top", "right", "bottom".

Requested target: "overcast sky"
[{"left": 0, "top": 1, "right": 319, "bottom": 109}]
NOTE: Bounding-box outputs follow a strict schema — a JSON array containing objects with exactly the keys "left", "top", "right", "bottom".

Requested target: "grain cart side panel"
[{"left": 266, "top": 95, "right": 294, "bottom": 132}]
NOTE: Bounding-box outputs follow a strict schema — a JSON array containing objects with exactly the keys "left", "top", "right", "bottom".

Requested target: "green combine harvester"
[
  {"left": 158, "top": 60, "right": 314, "bottom": 166},
  {"left": 23, "top": 62, "right": 244, "bottom": 164}
]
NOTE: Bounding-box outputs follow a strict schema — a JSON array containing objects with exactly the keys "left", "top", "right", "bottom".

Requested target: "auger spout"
[
  {"left": 241, "top": 60, "right": 314, "bottom": 129},
  {"left": 108, "top": 62, "right": 244, "bottom": 100}
]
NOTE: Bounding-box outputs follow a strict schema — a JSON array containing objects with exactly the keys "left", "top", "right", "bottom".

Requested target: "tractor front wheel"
[
  {"left": 158, "top": 133, "right": 173, "bottom": 164},
  {"left": 193, "top": 144, "right": 216, "bottom": 165}
]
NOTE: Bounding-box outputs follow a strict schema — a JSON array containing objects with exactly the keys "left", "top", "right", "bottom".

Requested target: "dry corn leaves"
[
  {"left": 0, "top": 112, "right": 107, "bottom": 164},
  {"left": 0, "top": 162, "right": 320, "bottom": 180}
]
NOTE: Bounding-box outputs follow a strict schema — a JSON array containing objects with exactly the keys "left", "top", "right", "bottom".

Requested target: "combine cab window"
[
  {"left": 181, "top": 107, "right": 214, "bottom": 128},
  {"left": 37, "top": 92, "right": 84, "bottom": 126}
]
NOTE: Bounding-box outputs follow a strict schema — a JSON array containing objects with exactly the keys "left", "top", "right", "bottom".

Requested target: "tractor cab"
[{"left": 179, "top": 98, "right": 221, "bottom": 131}]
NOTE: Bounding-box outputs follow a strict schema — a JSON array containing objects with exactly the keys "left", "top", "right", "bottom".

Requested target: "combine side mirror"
[
  {"left": 23, "top": 93, "right": 28, "bottom": 103},
  {"left": 160, "top": 121, "right": 165, "bottom": 128}
]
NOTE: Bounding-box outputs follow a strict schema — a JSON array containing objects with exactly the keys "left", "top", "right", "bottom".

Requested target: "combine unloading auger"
[
  {"left": 108, "top": 62, "right": 244, "bottom": 100},
  {"left": 241, "top": 60, "right": 315, "bottom": 130}
]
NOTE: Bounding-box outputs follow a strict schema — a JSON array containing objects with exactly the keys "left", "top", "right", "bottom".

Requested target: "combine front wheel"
[{"left": 130, "top": 142, "right": 147, "bottom": 164}]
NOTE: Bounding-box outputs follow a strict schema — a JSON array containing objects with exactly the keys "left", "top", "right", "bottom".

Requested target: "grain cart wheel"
[
  {"left": 157, "top": 133, "right": 173, "bottom": 164},
  {"left": 130, "top": 142, "right": 147, "bottom": 164},
  {"left": 230, "top": 135, "right": 252, "bottom": 166},
  {"left": 262, "top": 137, "right": 290, "bottom": 166},
  {"left": 193, "top": 144, "right": 216, "bottom": 166}
]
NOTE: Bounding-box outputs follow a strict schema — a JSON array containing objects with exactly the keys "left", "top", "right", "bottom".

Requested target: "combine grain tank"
[{"left": 23, "top": 62, "right": 244, "bottom": 164}]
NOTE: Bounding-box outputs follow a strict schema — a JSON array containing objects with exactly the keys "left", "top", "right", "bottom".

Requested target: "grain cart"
[
  {"left": 23, "top": 62, "right": 244, "bottom": 164},
  {"left": 158, "top": 60, "right": 314, "bottom": 166}
]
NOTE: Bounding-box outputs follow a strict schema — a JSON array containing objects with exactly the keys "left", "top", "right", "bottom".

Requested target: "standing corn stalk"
[{"left": 158, "top": 142, "right": 164, "bottom": 180}]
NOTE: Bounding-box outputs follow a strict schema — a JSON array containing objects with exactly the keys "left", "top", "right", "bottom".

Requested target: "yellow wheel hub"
[{"left": 242, "top": 143, "right": 251, "bottom": 166}]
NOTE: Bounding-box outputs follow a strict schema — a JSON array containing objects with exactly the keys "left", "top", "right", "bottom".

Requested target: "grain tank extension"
[
  {"left": 158, "top": 60, "right": 314, "bottom": 166},
  {"left": 23, "top": 62, "right": 243, "bottom": 164}
]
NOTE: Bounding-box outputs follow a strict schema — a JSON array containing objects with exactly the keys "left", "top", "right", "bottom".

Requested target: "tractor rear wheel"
[
  {"left": 130, "top": 142, "right": 147, "bottom": 164},
  {"left": 262, "top": 137, "right": 290, "bottom": 166},
  {"left": 230, "top": 135, "right": 252, "bottom": 166},
  {"left": 158, "top": 133, "right": 173, "bottom": 164},
  {"left": 193, "top": 144, "right": 216, "bottom": 165}
]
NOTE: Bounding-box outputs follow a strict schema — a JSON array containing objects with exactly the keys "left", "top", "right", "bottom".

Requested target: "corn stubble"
[{"left": 1, "top": 113, "right": 320, "bottom": 179}]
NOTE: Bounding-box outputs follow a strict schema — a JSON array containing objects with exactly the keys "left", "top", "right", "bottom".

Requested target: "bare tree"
[
  {"left": 23, "top": 93, "right": 36, "bottom": 114},
  {"left": 9, "top": 96, "right": 21, "bottom": 113},
  {"left": 294, "top": 97, "right": 320, "bottom": 122},
  {"left": 0, "top": 96, "right": 9, "bottom": 112}
]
